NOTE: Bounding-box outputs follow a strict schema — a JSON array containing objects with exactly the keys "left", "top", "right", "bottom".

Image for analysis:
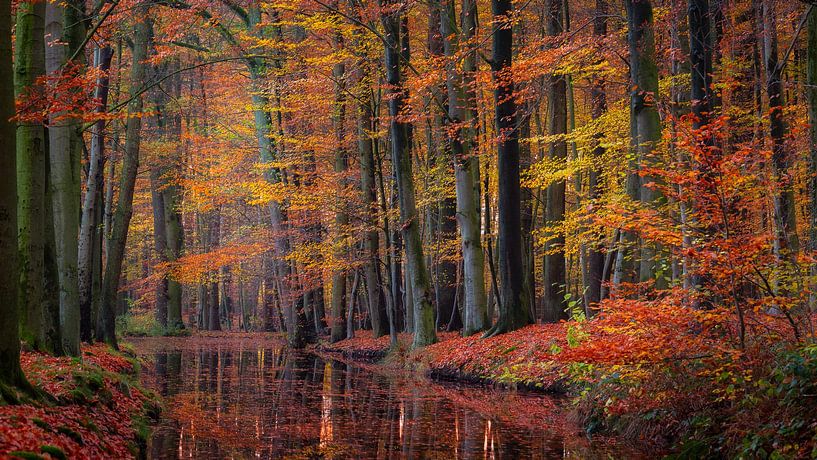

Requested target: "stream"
[{"left": 131, "top": 336, "right": 640, "bottom": 459}]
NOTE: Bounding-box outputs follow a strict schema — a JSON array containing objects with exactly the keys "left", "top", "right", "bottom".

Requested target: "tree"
[
  {"left": 485, "top": 0, "right": 532, "bottom": 335},
  {"left": 763, "top": 0, "right": 798, "bottom": 261},
  {"left": 584, "top": 0, "right": 608, "bottom": 314},
  {"left": 0, "top": 0, "right": 26, "bottom": 391},
  {"left": 624, "top": 0, "right": 663, "bottom": 287},
  {"left": 808, "top": 1, "right": 817, "bottom": 308},
  {"left": 79, "top": 45, "right": 113, "bottom": 341},
  {"left": 441, "top": 0, "right": 487, "bottom": 336},
  {"left": 15, "top": 0, "right": 50, "bottom": 349},
  {"left": 100, "top": 7, "right": 151, "bottom": 348},
  {"left": 330, "top": 21, "right": 349, "bottom": 344},
  {"left": 542, "top": 0, "right": 568, "bottom": 323},
  {"left": 45, "top": 0, "right": 83, "bottom": 356},
  {"left": 382, "top": 0, "right": 437, "bottom": 348}
]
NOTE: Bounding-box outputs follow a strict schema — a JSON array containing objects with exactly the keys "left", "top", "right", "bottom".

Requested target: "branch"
[
  {"left": 776, "top": 4, "right": 815, "bottom": 74},
  {"left": 67, "top": 0, "right": 121, "bottom": 63}
]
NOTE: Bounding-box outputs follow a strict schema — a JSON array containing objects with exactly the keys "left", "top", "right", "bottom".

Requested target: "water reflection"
[{"left": 133, "top": 337, "right": 636, "bottom": 459}]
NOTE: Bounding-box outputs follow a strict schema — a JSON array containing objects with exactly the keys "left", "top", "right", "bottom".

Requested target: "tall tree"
[
  {"left": 355, "top": 58, "right": 388, "bottom": 338},
  {"left": 78, "top": 45, "right": 113, "bottom": 341},
  {"left": 441, "top": 0, "right": 487, "bottom": 335},
  {"left": 15, "top": 0, "right": 49, "bottom": 349},
  {"left": 100, "top": 8, "right": 151, "bottom": 348},
  {"left": 763, "top": 0, "right": 798, "bottom": 260},
  {"left": 0, "top": 0, "right": 26, "bottom": 391},
  {"left": 45, "top": 0, "right": 82, "bottom": 355},
  {"left": 427, "top": 1, "right": 460, "bottom": 331},
  {"left": 625, "top": 0, "right": 663, "bottom": 286},
  {"left": 485, "top": 0, "right": 532, "bottom": 335},
  {"left": 330, "top": 30, "right": 348, "bottom": 343},
  {"left": 382, "top": 0, "right": 437, "bottom": 347},
  {"left": 543, "top": 0, "right": 568, "bottom": 322},
  {"left": 584, "top": 0, "right": 608, "bottom": 314},
  {"left": 808, "top": 1, "right": 817, "bottom": 309}
]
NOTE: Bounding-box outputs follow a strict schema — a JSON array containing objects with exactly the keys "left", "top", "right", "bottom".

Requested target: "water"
[{"left": 132, "top": 336, "right": 640, "bottom": 459}]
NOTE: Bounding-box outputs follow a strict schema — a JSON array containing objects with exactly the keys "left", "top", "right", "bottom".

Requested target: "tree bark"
[
  {"left": 585, "top": 0, "right": 608, "bottom": 314},
  {"left": 808, "top": 4, "right": 817, "bottom": 309},
  {"left": 79, "top": 45, "right": 112, "bottom": 341},
  {"left": 15, "top": 0, "right": 49, "bottom": 349},
  {"left": 45, "top": 0, "right": 82, "bottom": 355},
  {"left": 543, "top": 0, "right": 568, "bottom": 323},
  {"left": 763, "top": 0, "right": 798, "bottom": 260},
  {"left": 625, "top": 0, "right": 663, "bottom": 287},
  {"left": 441, "top": 0, "right": 487, "bottom": 336},
  {"left": 0, "top": 0, "right": 27, "bottom": 389},
  {"left": 330, "top": 31, "right": 349, "bottom": 344},
  {"left": 100, "top": 7, "right": 150, "bottom": 348},
  {"left": 382, "top": 1, "right": 437, "bottom": 348},
  {"left": 358, "top": 85, "right": 388, "bottom": 337},
  {"left": 486, "top": 0, "right": 532, "bottom": 335}
]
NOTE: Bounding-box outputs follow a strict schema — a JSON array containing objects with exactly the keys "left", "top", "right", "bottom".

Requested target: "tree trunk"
[
  {"left": 79, "top": 45, "right": 113, "bottom": 341},
  {"left": 543, "top": 0, "right": 568, "bottom": 323},
  {"left": 15, "top": 0, "right": 48, "bottom": 349},
  {"left": 163, "top": 64, "right": 185, "bottom": 330},
  {"left": 625, "top": 0, "right": 663, "bottom": 287},
  {"left": 45, "top": 0, "right": 82, "bottom": 355},
  {"left": 151, "top": 167, "right": 170, "bottom": 328},
  {"left": 330, "top": 37, "right": 349, "bottom": 344},
  {"left": 585, "top": 0, "right": 608, "bottom": 314},
  {"left": 208, "top": 210, "right": 221, "bottom": 331},
  {"left": 486, "top": 0, "right": 532, "bottom": 335},
  {"left": 808, "top": 3, "right": 817, "bottom": 309},
  {"left": 382, "top": 3, "right": 437, "bottom": 348},
  {"left": 763, "top": 0, "right": 798, "bottom": 260},
  {"left": 358, "top": 88, "right": 388, "bottom": 337},
  {"left": 0, "top": 0, "right": 27, "bottom": 389},
  {"left": 441, "top": 0, "right": 487, "bottom": 336},
  {"left": 100, "top": 7, "right": 150, "bottom": 348}
]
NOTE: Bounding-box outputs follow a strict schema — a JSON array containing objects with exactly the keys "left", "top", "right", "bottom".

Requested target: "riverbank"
[
  {"left": 320, "top": 305, "right": 817, "bottom": 458},
  {"left": 0, "top": 343, "right": 160, "bottom": 459}
]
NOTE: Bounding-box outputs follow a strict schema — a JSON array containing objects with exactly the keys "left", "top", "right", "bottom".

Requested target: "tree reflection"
[{"left": 136, "top": 337, "right": 628, "bottom": 459}]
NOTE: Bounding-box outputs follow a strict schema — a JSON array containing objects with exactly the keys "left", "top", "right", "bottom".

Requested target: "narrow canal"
[{"left": 132, "top": 336, "right": 639, "bottom": 459}]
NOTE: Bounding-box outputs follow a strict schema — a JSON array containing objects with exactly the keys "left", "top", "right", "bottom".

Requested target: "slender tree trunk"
[
  {"left": 163, "top": 63, "right": 185, "bottom": 330},
  {"left": 763, "top": 0, "right": 798, "bottom": 260},
  {"left": 45, "top": 0, "right": 82, "bottom": 355},
  {"left": 15, "top": 0, "right": 48, "bottom": 349},
  {"left": 585, "top": 0, "right": 608, "bottom": 314},
  {"left": 442, "top": 0, "right": 487, "bottom": 336},
  {"left": 0, "top": 0, "right": 27, "bottom": 389},
  {"left": 543, "top": 0, "right": 568, "bottom": 323},
  {"left": 330, "top": 34, "right": 349, "bottom": 343},
  {"left": 100, "top": 7, "right": 150, "bottom": 348},
  {"left": 43, "top": 148, "right": 62, "bottom": 352},
  {"left": 486, "top": 0, "right": 532, "bottom": 335},
  {"left": 79, "top": 45, "right": 113, "bottom": 341},
  {"left": 382, "top": 2, "right": 437, "bottom": 348},
  {"left": 427, "top": 2, "right": 460, "bottom": 331},
  {"left": 358, "top": 89, "right": 388, "bottom": 337},
  {"left": 151, "top": 167, "right": 170, "bottom": 328},
  {"left": 625, "top": 0, "right": 663, "bottom": 287},
  {"left": 808, "top": 4, "right": 817, "bottom": 309},
  {"left": 208, "top": 210, "right": 221, "bottom": 331}
]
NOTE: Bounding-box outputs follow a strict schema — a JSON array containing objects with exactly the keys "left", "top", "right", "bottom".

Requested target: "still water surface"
[{"left": 132, "top": 336, "right": 639, "bottom": 459}]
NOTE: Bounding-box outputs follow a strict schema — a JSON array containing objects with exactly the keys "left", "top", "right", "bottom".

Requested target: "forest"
[{"left": 2, "top": 0, "right": 817, "bottom": 457}]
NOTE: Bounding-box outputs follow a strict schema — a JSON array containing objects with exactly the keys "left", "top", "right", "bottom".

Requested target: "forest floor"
[
  {"left": 319, "top": 320, "right": 817, "bottom": 458},
  {"left": 318, "top": 326, "right": 571, "bottom": 391},
  {"left": 0, "top": 343, "right": 160, "bottom": 459}
]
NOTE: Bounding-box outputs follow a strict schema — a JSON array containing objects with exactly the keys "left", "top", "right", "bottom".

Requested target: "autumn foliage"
[{"left": 0, "top": 344, "right": 158, "bottom": 459}]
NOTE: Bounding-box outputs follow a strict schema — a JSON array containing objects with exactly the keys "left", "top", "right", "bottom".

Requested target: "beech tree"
[
  {"left": 0, "top": 0, "right": 26, "bottom": 390},
  {"left": 486, "top": 0, "right": 531, "bottom": 335}
]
